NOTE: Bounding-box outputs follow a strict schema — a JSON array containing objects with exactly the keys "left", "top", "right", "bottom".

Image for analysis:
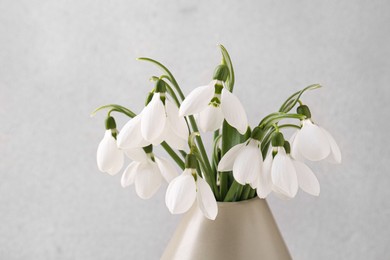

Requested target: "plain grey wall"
[{"left": 1, "top": 0, "right": 389, "bottom": 259}]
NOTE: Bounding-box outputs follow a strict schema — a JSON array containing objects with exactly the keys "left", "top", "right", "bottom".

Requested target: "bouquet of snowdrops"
[{"left": 93, "top": 45, "right": 341, "bottom": 220}]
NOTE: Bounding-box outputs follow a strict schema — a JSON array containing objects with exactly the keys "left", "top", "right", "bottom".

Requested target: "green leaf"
[
  {"left": 219, "top": 44, "right": 235, "bottom": 92},
  {"left": 279, "top": 84, "right": 322, "bottom": 113}
]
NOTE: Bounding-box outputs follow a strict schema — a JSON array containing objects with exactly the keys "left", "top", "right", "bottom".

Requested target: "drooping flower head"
[
  {"left": 218, "top": 127, "right": 264, "bottom": 187},
  {"left": 259, "top": 133, "right": 320, "bottom": 199},
  {"left": 121, "top": 145, "right": 178, "bottom": 199},
  {"left": 165, "top": 153, "right": 218, "bottom": 220},
  {"left": 179, "top": 65, "right": 248, "bottom": 134},
  {"left": 96, "top": 116, "right": 124, "bottom": 175},
  {"left": 267, "top": 132, "right": 299, "bottom": 198},
  {"left": 291, "top": 104, "right": 341, "bottom": 163},
  {"left": 117, "top": 79, "right": 189, "bottom": 150}
]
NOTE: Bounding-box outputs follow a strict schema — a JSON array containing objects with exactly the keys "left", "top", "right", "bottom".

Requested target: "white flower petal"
[
  {"left": 293, "top": 160, "right": 320, "bottom": 196},
  {"left": 141, "top": 93, "right": 166, "bottom": 143},
  {"left": 196, "top": 177, "right": 218, "bottom": 220},
  {"left": 165, "top": 99, "right": 189, "bottom": 140},
  {"left": 232, "top": 140, "right": 262, "bottom": 185},
  {"left": 134, "top": 161, "right": 162, "bottom": 199},
  {"left": 121, "top": 161, "right": 139, "bottom": 187},
  {"left": 179, "top": 85, "right": 215, "bottom": 116},
  {"left": 163, "top": 123, "right": 187, "bottom": 150},
  {"left": 295, "top": 120, "right": 330, "bottom": 161},
  {"left": 290, "top": 130, "right": 304, "bottom": 161},
  {"left": 106, "top": 152, "right": 124, "bottom": 176},
  {"left": 321, "top": 128, "right": 342, "bottom": 164},
  {"left": 257, "top": 154, "right": 273, "bottom": 198},
  {"left": 124, "top": 148, "right": 148, "bottom": 162},
  {"left": 165, "top": 169, "right": 197, "bottom": 214},
  {"left": 220, "top": 89, "right": 248, "bottom": 134},
  {"left": 272, "top": 186, "right": 293, "bottom": 200},
  {"left": 217, "top": 142, "right": 246, "bottom": 171},
  {"left": 271, "top": 148, "right": 298, "bottom": 198},
  {"left": 198, "top": 105, "right": 224, "bottom": 132},
  {"left": 117, "top": 115, "right": 149, "bottom": 149},
  {"left": 155, "top": 156, "right": 179, "bottom": 183},
  {"left": 97, "top": 130, "right": 124, "bottom": 175}
]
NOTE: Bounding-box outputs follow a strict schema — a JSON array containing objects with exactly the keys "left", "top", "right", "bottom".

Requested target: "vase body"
[{"left": 161, "top": 197, "right": 291, "bottom": 260}]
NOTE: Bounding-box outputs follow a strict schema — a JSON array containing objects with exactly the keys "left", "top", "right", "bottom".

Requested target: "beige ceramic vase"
[{"left": 161, "top": 197, "right": 291, "bottom": 260}]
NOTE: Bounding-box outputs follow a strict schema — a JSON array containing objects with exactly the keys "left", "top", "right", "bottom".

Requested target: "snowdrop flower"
[
  {"left": 165, "top": 154, "right": 218, "bottom": 220},
  {"left": 217, "top": 127, "right": 264, "bottom": 186},
  {"left": 179, "top": 65, "right": 248, "bottom": 134},
  {"left": 290, "top": 105, "right": 341, "bottom": 163},
  {"left": 96, "top": 117, "right": 124, "bottom": 175},
  {"left": 117, "top": 79, "right": 189, "bottom": 150},
  {"left": 258, "top": 133, "right": 320, "bottom": 199},
  {"left": 121, "top": 145, "right": 178, "bottom": 199}
]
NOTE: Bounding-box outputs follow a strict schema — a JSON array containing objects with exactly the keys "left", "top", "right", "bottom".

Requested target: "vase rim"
[{"left": 216, "top": 196, "right": 263, "bottom": 207}]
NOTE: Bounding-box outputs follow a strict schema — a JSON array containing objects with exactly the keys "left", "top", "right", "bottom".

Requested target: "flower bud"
[
  {"left": 297, "top": 105, "right": 311, "bottom": 119},
  {"left": 213, "top": 64, "right": 229, "bottom": 82}
]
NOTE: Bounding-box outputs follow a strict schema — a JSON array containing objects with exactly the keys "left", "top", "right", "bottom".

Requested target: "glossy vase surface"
[{"left": 161, "top": 197, "right": 291, "bottom": 260}]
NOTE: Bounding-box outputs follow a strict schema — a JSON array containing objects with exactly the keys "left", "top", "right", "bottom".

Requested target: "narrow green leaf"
[
  {"left": 279, "top": 84, "right": 322, "bottom": 113},
  {"left": 91, "top": 104, "right": 136, "bottom": 118},
  {"left": 219, "top": 44, "right": 235, "bottom": 92}
]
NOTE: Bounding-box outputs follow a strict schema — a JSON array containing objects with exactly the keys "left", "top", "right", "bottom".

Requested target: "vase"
[{"left": 161, "top": 197, "right": 291, "bottom": 260}]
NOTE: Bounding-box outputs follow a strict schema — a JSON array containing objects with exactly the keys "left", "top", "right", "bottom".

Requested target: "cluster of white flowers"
[
  {"left": 95, "top": 50, "right": 341, "bottom": 221},
  {"left": 218, "top": 121, "right": 341, "bottom": 200}
]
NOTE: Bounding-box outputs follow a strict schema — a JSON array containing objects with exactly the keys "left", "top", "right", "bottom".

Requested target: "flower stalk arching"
[{"left": 138, "top": 56, "right": 217, "bottom": 198}]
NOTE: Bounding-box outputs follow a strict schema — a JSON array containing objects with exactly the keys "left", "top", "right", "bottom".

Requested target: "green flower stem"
[
  {"left": 162, "top": 80, "right": 181, "bottom": 107},
  {"left": 92, "top": 104, "right": 136, "bottom": 118},
  {"left": 224, "top": 180, "right": 245, "bottom": 202},
  {"left": 261, "top": 124, "right": 301, "bottom": 157},
  {"left": 240, "top": 185, "right": 252, "bottom": 200},
  {"left": 248, "top": 188, "right": 257, "bottom": 199},
  {"left": 279, "top": 84, "right": 321, "bottom": 113},
  {"left": 161, "top": 142, "right": 185, "bottom": 170},
  {"left": 259, "top": 113, "right": 306, "bottom": 129},
  {"left": 211, "top": 134, "right": 222, "bottom": 175},
  {"left": 189, "top": 116, "right": 219, "bottom": 199},
  {"left": 219, "top": 172, "right": 229, "bottom": 200}
]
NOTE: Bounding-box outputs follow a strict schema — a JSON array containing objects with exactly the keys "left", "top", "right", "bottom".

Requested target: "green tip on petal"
[
  {"left": 213, "top": 64, "right": 229, "bottom": 82},
  {"left": 145, "top": 92, "right": 154, "bottom": 106},
  {"left": 283, "top": 141, "right": 291, "bottom": 154}
]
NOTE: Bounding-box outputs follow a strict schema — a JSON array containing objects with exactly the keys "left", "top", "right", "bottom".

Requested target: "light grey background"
[{"left": 1, "top": 0, "right": 389, "bottom": 259}]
